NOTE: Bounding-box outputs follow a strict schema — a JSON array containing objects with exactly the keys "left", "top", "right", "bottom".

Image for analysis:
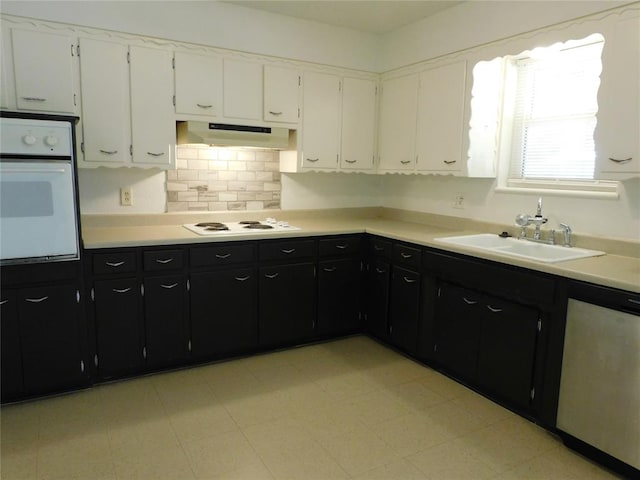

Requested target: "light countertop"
[{"left": 81, "top": 208, "right": 640, "bottom": 294}]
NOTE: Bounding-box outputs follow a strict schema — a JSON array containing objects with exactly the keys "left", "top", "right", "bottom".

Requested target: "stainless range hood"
[{"left": 177, "top": 121, "right": 291, "bottom": 149}]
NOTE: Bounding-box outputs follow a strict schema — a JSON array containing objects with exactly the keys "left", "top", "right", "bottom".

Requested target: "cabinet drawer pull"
[
  {"left": 608, "top": 157, "right": 632, "bottom": 164},
  {"left": 21, "top": 96, "right": 47, "bottom": 102},
  {"left": 335, "top": 244, "right": 348, "bottom": 250},
  {"left": 0, "top": 300, "right": 8, "bottom": 306},
  {"left": 105, "top": 261, "right": 125, "bottom": 267},
  {"left": 344, "top": 159, "right": 357, "bottom": 164},
  {"left": 147, "top": 152, "right": 165, "bottom": 157},
  {"left": 628, "top": 298, "right": 640, "bottom": 305},
  {"left": 264, "top": 273, "right": 279, "bottom": 279},
  {"left": 234, "top": 275, "right": 251, "bottom": 282},
  {"left": 268, "top": 110, "right": 283, "bottom": 116},
  {"left": 323, "top": 266, "right": 337, "bottom": 272},
  {"left": 196, "top": 103, "right": 213, "bottom": 109},
  {"left": 281, "top": 248, "right": 296, "bottom": 254},
  {"left": 400, "top": 160, "right": 411, "bottom": 165},
  {"left": 443, "top": 160, "right": 457, "bottom": 165},
  {"left": 112, "top": 288, "right": 132, "bottom": 294},
  {"left": 462, "top": 297, "right": 478, "bottom": 305},
  {"left": 374, "top": 245, "right": 384, "bottom": 251},
  {"left": 155, "top": 258, "right": 174, "bottom": 264},
  {"left": 25, "top": 296, "right": 48, "bottom": 303},
  {"left": 161, "top": 283, "right": 178, "bottom": 289},
  {"left": 215, "top": 253, "right": 231, "bottom": 259},
  {"left": 403, "top": 276, "right": 417, "bottom": 283},
  {"left": 375, "top": 267, "right": 387, "bottom": 274},
  {"left": 99, "top": 149, "right": 118, "bottom": 155},
  {"left": 305, "top": 158, "right": 319, "bottom": 163},
  {"left": 486, "top": 305, "right": 503, "bottom": 313},
  {"left": 400, "top": 252, "right": 413, "bottom": 259}
]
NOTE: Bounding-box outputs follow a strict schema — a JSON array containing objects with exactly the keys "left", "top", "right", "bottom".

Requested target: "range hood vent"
[{"left": 177, "top": 121, "right": 290, "bottom": 149}]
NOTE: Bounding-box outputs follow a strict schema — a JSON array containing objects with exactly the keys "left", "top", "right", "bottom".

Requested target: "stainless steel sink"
[{"left": 434, "top": 233, "right": 605, "bottom": 263}]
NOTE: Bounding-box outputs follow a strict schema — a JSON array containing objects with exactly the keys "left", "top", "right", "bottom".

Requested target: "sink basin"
[{"left": 435, "top": 233, "right": 605, "bottom": 264}]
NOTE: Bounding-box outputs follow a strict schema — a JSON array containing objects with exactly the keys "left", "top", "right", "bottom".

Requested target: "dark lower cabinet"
[
  {"left": 1, "top": 290, "right": 23, "bottom": 401},
  {"left": 389, "top": 266, "right": 421, "bottom": 354},
  {"left": 93, "top": 278, "right": 144, "bottom": 378},
  {"left": 259, "top": 262, "right": 316, "bottom": 347},
  {"left": 365, "top": 259, "right": 391, "bottom": 340},
  {"left": 190, "top": 267, "right": 258, "bottom": 357},
  {"left": 143, "top": 275, "right": 188, "bottom": 368},
  {"left": 317, "top": 257, "right": 361, "bottom": 336}
]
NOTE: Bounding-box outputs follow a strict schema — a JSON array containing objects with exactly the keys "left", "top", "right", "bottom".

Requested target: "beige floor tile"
[
  {"left": 451, "top": 389, "right": 518, "bottom": 425},
  {"left": 242, "top": 416, "right": 319, "bottom": 458},
  {"left": 317, "top": 425, "right": 400, "bottom": 477},
  {"left": 352, "top": 458, "right": 428, "bottom": 480},
  {"left": 259, "top": 442, "right": 350, "bottom": 480},
  {"left": 292, "top": 402, "right": 368, "bottom": 442},
  {"left": 0, "top": 448, "right": 38, "bottom": 480},
  {"left": 313, "top": 370, "right": 379, "bottom": 401},
  {"left": 182, "top": 429, "right": 264, "bottom": 478},
  {"left": 384, "top": 379, "right": 448, "bottom": 412},
  {"left": 112, "top": 443, "right": 195, "bottom": 480},
  {"left": 417, "top": 370, "right": 477, "bottom": 400},
  {"left": 107, "top": 416, "right": 182, "bottom": 460},
  {"left": 337, "top": 388, "right": 413, "bottom": 427},
  {"left": 222, "top": 388, "right": 292, "bottom": 428},
  {"left": 195, "top": 461, "right": 275, "bottom": 480},
  {"left": 168, "top": 403, "right": 239, "bottom": 444},
  {"left": 422, "top": 399, "right": 491, "bottom": 437},
  {"left": 361, "top": 356, "right": 433, "bottom": 388}
]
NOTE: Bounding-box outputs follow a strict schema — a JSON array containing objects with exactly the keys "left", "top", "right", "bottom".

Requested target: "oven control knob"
[
  {"left": 44, "top": 135, "right": 59, "bottom": 147},
  {"left": 22, "top": 134, "right": 37, "bottom": 145}
]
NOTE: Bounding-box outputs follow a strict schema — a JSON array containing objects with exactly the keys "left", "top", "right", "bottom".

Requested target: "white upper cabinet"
[
  {"left": 223, "top": 58, "right": 262, "bottom": 121},
  {"left": 79, "top": 38, "right": 130, "bottom": 165},
  {"left": 595, "top": 11, "right": 640, "bottom": 179},
  {"left": 301, "top": 71, "right": 342, "bottom": 170},
  {"left": 341, "top": 77, "right": 376, "bottom": 171},
  {"left": 129, "top": 46, "right": 174, "bottom": 167},
  {"left": 11, "top": 29, "right": 77, "bottom": 114},
  {"left": 1, "top": 25, "right": 14, "bottom": 110},
  {"left": 416, "top": 61, "right": 467, "bottom": 173},
  {"left": 378, "top": 73, "right": 419, "bottom": 172},
  {"left": 78, "top": 38, "right": 174, "bottom": 169},
  {"left": 264, "top": 65, "right": 299, "bottom": 124},
  {"left": 174, "top": 50, "right": 223, "bottom": 117}
]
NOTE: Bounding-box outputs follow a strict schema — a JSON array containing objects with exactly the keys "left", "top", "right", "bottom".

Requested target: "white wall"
[{"left": 281, "top": 173, "right": 382, "bottom": 210}]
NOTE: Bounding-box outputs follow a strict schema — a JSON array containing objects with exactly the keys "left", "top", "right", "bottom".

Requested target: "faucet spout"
[{"left": 536, "top": 197, "right": 543, "bottom": 217}]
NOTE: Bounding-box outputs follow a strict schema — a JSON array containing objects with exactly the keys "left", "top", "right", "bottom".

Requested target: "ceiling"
[{"left": 223, "top": 1, "right": 464, "bottom": 34}]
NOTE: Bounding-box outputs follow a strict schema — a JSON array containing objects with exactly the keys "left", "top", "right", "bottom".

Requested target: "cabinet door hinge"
[
  {"left": 360, "top": 260, "right": 364, "bottom": 272},
  {"left": 188, "top": 339, "right": 192, "bottom": 352},
  {"left": 298, "top": 75, "right": 301, "bottom": 86},
  {"left": 141, "top": 283, "right": 145, "bottom": 297},
  {"left": 127, "top": 51, "right": 131, "bottom": 64},
  {"left": 80, "top": 359, "right": 85, "bottom": 373},
  {"left": 173, "top": 95, "right": 176, "bottom": 107},
  {"left": 73, "top": 93, "right": 77, "bottom": 106},
  {"left": 94, "top": 354, "right": 99, "bottom": 367},
  {"left": 336, "top": 154, "right": 339, "bottom": 164},
  {"left": 76, "top": 290, "right": 81, "bottom": 304},
  {"left": 186, "top": 279, "right": 190, "bottom": 291},
  {"left": 81, "top": 141, "right": 85, "bottom": 154},
  {"left": 142, "top": 346, "right": 147, "bottom": 359},
  {"left": 297, "top": 107, "right": 300, "bottom": 119},
  {"left": 530, "top": 387, "right": 535, "bottom": 400},
  {"left": 314, "top": 266, "right": 317, "bottom": 278},
  {"left": 434, "top": 344, "right": 438, "bottom": 352},
  {"left": 537, "top": 319, "right": 542, "bottom": 332},
  {"left": 437, "top": 287, "right": 442, "bottom": 298},
  {"left": 76, "top": 44, "right": 80, "bottom": 57},
  {"left": 172, "top": 56, "right": 175, "bottom": 69},
  {"left": 130, "top": 144, "right": 133, "bottom": 157},
  {"left": 90, "top": 287, "right": 95, "bottom": 302}
]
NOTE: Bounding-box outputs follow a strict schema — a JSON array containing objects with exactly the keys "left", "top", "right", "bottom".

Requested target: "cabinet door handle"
[
  {"left": 403, "top": 276, "right": 417, "bottom": 283},
  {"left": 0, "top": 300, "right": 8, "bottom": 306},
  {"left": 323, "top": 266, "right": 337, "bottom": 272},
  {"left": 25, "top": 296, "right": 48, "bottom": 303},
  {"left": 400, "top": 160, "right": 411, "bottom": 165},
  {"left": 400, "top": 252, "right": 413, "bottom": 259},
  {"left": 462, "top": 297, "right": 478, "bottom": 305},
  {"left": 160, "top": 283, "right": 178, "bottom": 289},
  {"left": 155, "top": 258, "right": 174, "bottom": 264},
  {"left": 281, "top": 248, "right": 296, "bottom": 254},
  {"left": 105, "top": 261, "right": 125, "bottom": 267},
  {"left": 305, "top": 158, "right": 319, "bottom": 163},
  {"left": 196, "top": 103, "right": 213, "bottom": 109},
  {"left": 628, "top": 298, "right": 640, "bottom": 305},
  {"left": 375, "top": 267, "right": 387, "bottom": 274},
  {"left": 344, "top": 159, "right": 357, "bottom": 164},
  {"left": 21, "top": 96, "right": 47, "bottom": 102},
  {"left": 234, "top": 275, "right": 251, "bottom": 282},
  {"left": 215, "top": 253, "right": 231, "bottom": 259},
  {"left": 112, "top": 288, "right": 132, "bottom": 294},
  {"left": 268, "top": 110, "right": 283, "bottom": 116},
  {"left": 99, "top": 149, "right": 118, "bottom": 155},
  {"left": 146, "top": 152, "right": 165, "bottom": 157},
  {"left": 486, "top": 305, "right": 503, "bottom": 313},
  {"left": 264, "top": 273, "right": 279, "bottom": 279},
  {"left": 443, "top": 160, "right": 457, "bottom": 165},
  {"left": 608, "top": 157, "right": 632, "bottom": 164}
]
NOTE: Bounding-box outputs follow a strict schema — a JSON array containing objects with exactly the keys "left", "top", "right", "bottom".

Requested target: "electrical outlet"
[
  {"left": 453, "top": 193, "right": 465, "bottom": 209},
  {"left": 120, "top": 187, "right": 132, "bottom": 206}
]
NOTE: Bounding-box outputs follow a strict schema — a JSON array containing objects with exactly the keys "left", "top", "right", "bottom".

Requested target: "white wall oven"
[{"left": 0, "top": 113, "right": 81, "bottom": 265}]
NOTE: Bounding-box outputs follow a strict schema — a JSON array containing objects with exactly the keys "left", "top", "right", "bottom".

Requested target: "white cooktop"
[{"left": 183, "top": 219, "right": 300, "bottom": 236}]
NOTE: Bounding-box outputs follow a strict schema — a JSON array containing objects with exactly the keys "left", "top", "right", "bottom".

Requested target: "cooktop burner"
[
  {"left": 195, "top": 222, "right": 227, "bottom": 228},
  {"left": 239, "top": 220, "right": 261, "bottom": 225},
  {"left": 244, "top": 223, "right": 273, "bottom": 230}
]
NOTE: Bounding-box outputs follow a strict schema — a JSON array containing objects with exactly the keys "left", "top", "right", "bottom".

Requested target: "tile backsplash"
[{"left": 167, "top": 145, "right": 281, "bottom": 212}]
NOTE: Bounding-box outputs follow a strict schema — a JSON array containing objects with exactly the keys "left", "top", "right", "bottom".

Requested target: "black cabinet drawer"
[
  {"left": 319, "top": 236, "right": 362, "bottom": 257},
  {"left": 259, "top": 239, "right": 316, "bottom": 261},
  {"left": 143, "top": 249, "right": 184, "bottom": 272},
  {"left": 93, "top": 252, "right": 137, "bottom": 275},
  {"left": 190, "top": 243, "right": 256, "bottom": 267},
  {"left": 369, "top": 237, "right": 392, "bottom": 258},
  {"left": 393, "top": 243, "right": 422, "bottom": 269}
]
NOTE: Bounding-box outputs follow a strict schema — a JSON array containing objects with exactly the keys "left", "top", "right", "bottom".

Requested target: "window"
[{"left": 470, "top": 33, "right": 618, "bottom": 197}]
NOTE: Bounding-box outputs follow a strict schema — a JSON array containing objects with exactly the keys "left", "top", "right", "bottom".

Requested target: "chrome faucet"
[{"left": 515, "top": 197, "right": 554, "bottom": 244}]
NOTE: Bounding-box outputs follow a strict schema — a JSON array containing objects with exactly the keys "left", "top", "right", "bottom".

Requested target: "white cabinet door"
[
  {"left": 223, "top": 58, "right": 262, "bottom": 121},
  {"left": 12, "top": 29, "right": 76, "bottom": 114},
  {"left": 341, "top": 77, "right": 376, "bottom": 171},
  {"left": 264, "top": 65, "right": 299, "bottom": 123},
  {"left": 416, "top": 61, "right": 467, "bottom": 173},
  {"left": 78, "top": 38, "right": 130, "bottom": 165},
  {"left": 1, "top": 25, "right": 15, "bottom": 110},
  {"left": 174, "top": 51, "right": 223, "bottom": 117},
  {"left": 301, "top": 72, "right": 341, "bottom": 169},
  {"left": 595, "top": 12, "right": 640, "bottom": 179},
  {"left": 378, "top": 74, "right": 419, "bottom": 172},
  {"left": 130, "top": 46, "right": 174, "bottom": 167}
]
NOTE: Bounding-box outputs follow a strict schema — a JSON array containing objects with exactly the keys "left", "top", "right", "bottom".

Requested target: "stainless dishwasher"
[{"left": 557, "top": 281, "right": 640, "bottom": 477}]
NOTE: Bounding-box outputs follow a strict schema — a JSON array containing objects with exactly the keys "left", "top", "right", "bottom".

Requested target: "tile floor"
[{"left": 0, "top": 336, "right": 621, "bottom": 480}]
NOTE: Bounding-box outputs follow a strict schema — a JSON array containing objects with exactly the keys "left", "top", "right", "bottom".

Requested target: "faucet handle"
[{"left": 559, "top": 223, "right": 572, "bottom": 247}]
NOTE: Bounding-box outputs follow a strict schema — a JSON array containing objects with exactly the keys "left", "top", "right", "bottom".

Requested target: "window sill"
[{"left": 496, "top": 179, "right": 619, "bottom": 199}]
